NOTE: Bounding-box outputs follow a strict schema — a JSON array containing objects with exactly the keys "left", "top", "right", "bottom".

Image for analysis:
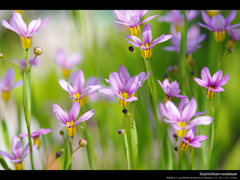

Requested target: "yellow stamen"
[
  {"left": 73, "top": 92, "right": 88, "bottom": 107},
  {"left": 163, "top": 95, "right": 172, "bottom": 105},
  {"left": 33, "top": 136, "right": 42, "bottom": 149},
  {"left": 62, "top": 69, "right": 71, "bottom": 78},
  {"left": 66, "top": 120, "right": 77, "bottom": 137},
  {"left": 130, "top": 25, "right": 140, "bottom": 37},
  {"left": 181, "top": 140, "right": 190, "bottom": 151},
  {"left": 117, "top": 91, "right": 129, "bottom": 107},
  {"left": 213, "top": 30, "right": 225, "bottom": 42},
  {"left": 20, "top": 35, "right": 32, "bottom": 49},
  {"left": 206, "top": 86, "right": 215, "bottom": 99},
  {"left": 2, "top": 91, "right": 10, "bottom": 101},
  {"left": 141, "top": 42, "right": 152, "bottom": 59},
  {"left": 176, "top": 121, "right": 187, "bottom": 138},
  {"left": 14, "top": 159, "right": 24, "bottom": 170}
]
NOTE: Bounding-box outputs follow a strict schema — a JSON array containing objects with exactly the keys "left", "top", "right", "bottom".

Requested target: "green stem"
[
  {"left": 208, "top": 99, "right": 214, "bottom": 169},
  {"left": 123, "top": 111, "right": 130, "bottom": 170},
  {"left": 218, "top": 50, "right": 229, "bottom": 67},
  {"left": 38, "top": 148, "right": 46, "bottom": 170},
  {"left": 177, "top": 138, "right": 182, "bottom": 170},
  {"left": 189, "top": 147, "right": 194, "bottom": 170},
  {"left": 130, "top": 102, "right": 138, "bottom": 170},
  {"left": 23, "top": 48, "right": 34, "bottom": 170}
]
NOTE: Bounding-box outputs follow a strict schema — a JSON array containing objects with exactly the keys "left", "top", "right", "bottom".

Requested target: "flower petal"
[
  {"left": 215, "top": 74, "right": 229, "bottom": 87},
  {"left": 55, "top": 49, "right": 66, "bottom": 68},
  {"left": 139, "top": 15, "right": 158, "bottom": 26},
  {"left": 118, "top": 65, "right": 130, "bottom": 86},
  {"left": 125, "top": 35, "right": 143, "bottom": 47},
  {"left": 52, "top": 104, "right": 69, "bottom": 124},
  {"left": 151, "top": 34, "right": 172, "bottom": 47},
  {"left": 68, "top": 102, "right": 80, "bottom": 122},
  {"left": 181, "top": 97, "right": 197, "bottom": 123},
  {"left": 165, "top": 100, "right": 181, "bottom": 122},
  {"left": 109, "top": 72, "right": 123, "bottom": 93},
  {"left": 10, "top": 80, "right": 22, "bottom": 90},
  {"left": 225, "top": 10, "right": 236, "bottom": 26},
  {"left": 73, "top": 69, "right": 85, "bottom": 93},
  {"left": 73, "top": 109, "right": 94, "bottom": 126},
  {"left": 80, "top": 85, "right": 102, "bottom": 98},
  {"left": 65, "top": 52, "right": 82, "bottom": 69},
  {"left": 194, "top": 77, "right": 208, "bottom": 87},
  {"left": 142, "top": 23, "right": 152, "bottom": 45},
  {"left": 200, "top": 66, "right": 211, "bottom": 85},
  {"left": 59, "top": 79, "right": 69, "bottom": 92},
  {"left": 11, "top": 136, "right": 22, "bottom": 159},
  {"left": 0, "top": 150, "right": 14, "bottom": 160},
  {"left": 187, "top": 116, "right": 213, "bottom": 129}
]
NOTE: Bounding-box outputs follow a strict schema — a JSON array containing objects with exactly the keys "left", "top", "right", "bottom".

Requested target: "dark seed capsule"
[
  {"left": 174, "top": 146, "right": 178, "bottom": 151},
  {"left": 118, "top": 129, "right": 125, "bottom": 135},
  {"left": 173, "top": 133, "right": 178, "bottom": 141},
  {"left": 55, "top": 151, "right": 61, "bottom": 158},
  {"left": 122, "top": 108, "right": 128, "bottom": 114},
  {"left": 191, "top": 71, "right": 194, "bottom": 75},
  {"left": 59, "top": 130, "right": 64, "bottom": 136},
  {"left": 163, "top": 74, "right": 168, "bottom": 79},
  {"left": 129, "top": 46, "right": 134, "bottom": 52}
]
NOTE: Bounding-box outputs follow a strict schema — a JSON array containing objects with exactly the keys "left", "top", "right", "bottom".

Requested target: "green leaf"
[
  {"left": 1, "top": 119, "right": 11, "bottom": 151},
  {"left": 0, "top": 156, "right": 10, "bottom": 170},
  {"left": 22, "top": 71, "right": 31, "bottom": 125}
]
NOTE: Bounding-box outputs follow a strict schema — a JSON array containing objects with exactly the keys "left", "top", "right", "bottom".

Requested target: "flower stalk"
[{"left": 123, "top": 110, "right": 130, "bottom": 170}]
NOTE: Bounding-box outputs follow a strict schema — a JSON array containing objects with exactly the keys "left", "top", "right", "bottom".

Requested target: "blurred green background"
[{"left": 0, "top": 10, "right": 240, "bottom": 170}]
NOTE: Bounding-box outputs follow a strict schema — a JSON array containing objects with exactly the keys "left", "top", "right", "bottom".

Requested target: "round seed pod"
[
  {"left": 34, "top": 46, "right": 43, "bottom": 56},
  {"left": 79, "top": 139, "right": 87, "bottom": 147}
]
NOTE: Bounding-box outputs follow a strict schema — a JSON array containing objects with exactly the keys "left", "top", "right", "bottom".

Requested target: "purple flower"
[
  {"left": 226, "top": 28, "right": 240, "bottom": 51},
  {"left": 181, "top": 127, "right": 208, "bottom": 151},
  {"left": 19, "top": 56, "right": 38, "bottom": 68},
  {"left": 114, "top": 10, "right": 158, "bottom": 36},
  {"left": 205, "top": 10, "right": 221, "bottom": 18},
  {"left": 0, "top": 135, "right": 37, "bottom": 170},
  {"left": 126, "top": 23, "right": 172, "bottom": 59},
  {"left": 158, "top": 10, "right": 199, "bottom": 32},
  {"left": 0, "top": 68, "right": 23, "bottom": 101},
  {"left": 163, "top": 25, "right": 206, "bottom": 57},
  {"left": 2, "top": 12, "right": 49, "bottom": 49},
  {"left": 157, "top": 78, "right": 186, "bottom": 105},
  {"left": 98, "top": 66, "right": 142, "bottom": 107},
  {"left": 194, "top": 66, "right": 229, "bottom": 99},
  {"left": 19, "top": 128, "right": 53, "bottom": 148},
  {"left": 160, "top": 97, "right": 212, "bottom": 138},
  {"left": 70, "top": 72, "right": 101, "bottom": 102},
  {"left": 59, "top": 69, "right": 101, "bottom": 107},
  {"left": 198, "top": 10, "right": 240, "bottom": 42},
  {"left": 52, "top": 102, "right": 94, "bottom": 137},
  {"left": 55, "top": 49, "right": 83, "bottom": 78}
]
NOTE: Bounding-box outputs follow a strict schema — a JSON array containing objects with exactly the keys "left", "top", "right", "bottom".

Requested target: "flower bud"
[
  {"left": 163, "top": 74, "right": 168, "bottom": 79},
  {"left": 172, "top": 65, "right": 178, "bottom": 72},
  {"left": 60, "top": 148, "right": 64, "bottom": 154},
  {"left": 173, "top": 133, "right": 178, "bottom": 142},
  {"left": 59, "top": 130, "right": 64, "bottom": 136},
  {"left": 174, "top": 146, "right": 178, "bottom": 151},
  {"left": 0, "top": 53, "right": 4, "bottom": 59},
  {"left": 129, "top": 46, "right": 135, "bottom": 53},
  {"left": 166, "top": 66, "right": 173, "bottom": 74},
  {"left": 78, "top": 139, "right": 87, "bottom": 147},
  {"left": 34, "top": 46, "right": 43, "bottom": 56},
  {"left": 55, "top": 151, "right": 62, "bottom": 158},
  {"left": 118, "top": 129, "right": 125, "bottom": 135}
]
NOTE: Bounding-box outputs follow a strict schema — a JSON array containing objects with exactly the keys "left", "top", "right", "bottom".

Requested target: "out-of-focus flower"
[
  {"left": 158, "top": 10, "right": 199, "bottom": 32},
  {"left": 163, "top": 25, "right": 206, "bottom": 63},
  {"left": 0, "top": 68, "right": 23, "bottom": 101},
  {"left": 226, "top": 28, "right": 240, "bottom": 52},
  {"left": 52, "top": 102, "right": 94, "bottom": 137},
  {"left": 54, "top": 49, "right": 83, "bottom": 78},
  {"left": 59, "top": 69, "right": 101, "bottom": 107},
  {"left": 194, "top": 66, "right": 229, "bottom": 99},
  {"left": 19, "top": 128, "right": 53, "bottom": 149},
  {"left": 181, "top": 127, "right": 208, "bottom": 151},
  {"left": 114, "top": 10, "right": 158, "bottom": 37},
  {"left": 198, "top": 10, "right": 240, "bottom": 42},
  {"left": 205, "top": 10, "right": 221, "bottom": 18},
  {"left": 70, "top": 72, "right": 101, "bottom": 102},
  {"left": 98, "top": 68, "right": 141, "bottom": 107},
  {"left": 2, "top": 12, "right": 49, "bottom": 49},
  {"left": 0, "top": 135, "right": 37, "bottom": 170},
  {"left": 160, "top": 97, "right": 212, "bottom": 138},
  {"left": 157, "top": 78, "right": 186, "bottom": 105},
  {"left": 19, "top": 56, "right": 38, "bottom": 69},
  {"left": 126, "top": 23, "right": 172, "bottom": 59}
]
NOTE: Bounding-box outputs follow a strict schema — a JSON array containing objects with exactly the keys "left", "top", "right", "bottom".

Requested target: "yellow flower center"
[
  {"left": 72, "top": 92, "right": 88, "bottom": 107},
  {"left": 141, "top": 42, "right": 152, "bottom": 59},
  {"left": 33, "top": 136, "right": 42, "bottom": 149},
  {"left": 206, "top": 86, "right": 215, "bottom": 99},
  {"left": 163, "top": 95, "right": 172, "bottom": 105},
  {"left": 175, "top": 23, "right": 182, "bottom": 32},
  {"left": 186, "top": 54, "right": 192, "bottom": 66},
  {"left": 66, "top": 120, "right": 77, "bottom": 137},
  {"left": 130, "top": 25, "right": 140, "bottom": 37},
  {"left": 176, "top": 121, "right": 187, "bottom": 138},
  {"left": 62, "top": 69, "right": 71, "bottom": 78},
  {"left": 206, "top": 10, "right": 221, "bottom": 18},
  {"left": 225, "top": 39, "right": 236, "bottom": 51},
  {"left": 14, "top": 159, "right": 24, "bottom": 170},
  {"left": 181, "top": 140, "right": 190, "bottom": 151},
  {"left": 2, "top": 91, "right": 10, "bottom": 101},
  {"left": 213, "top": 30, "right": 225, "bottom": 42},
  {"left": 20, "top": 35, "right": 32, "bottom": 49},
  {"left": 117, "top": 91, "right": 129, "bottom": 107}
]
